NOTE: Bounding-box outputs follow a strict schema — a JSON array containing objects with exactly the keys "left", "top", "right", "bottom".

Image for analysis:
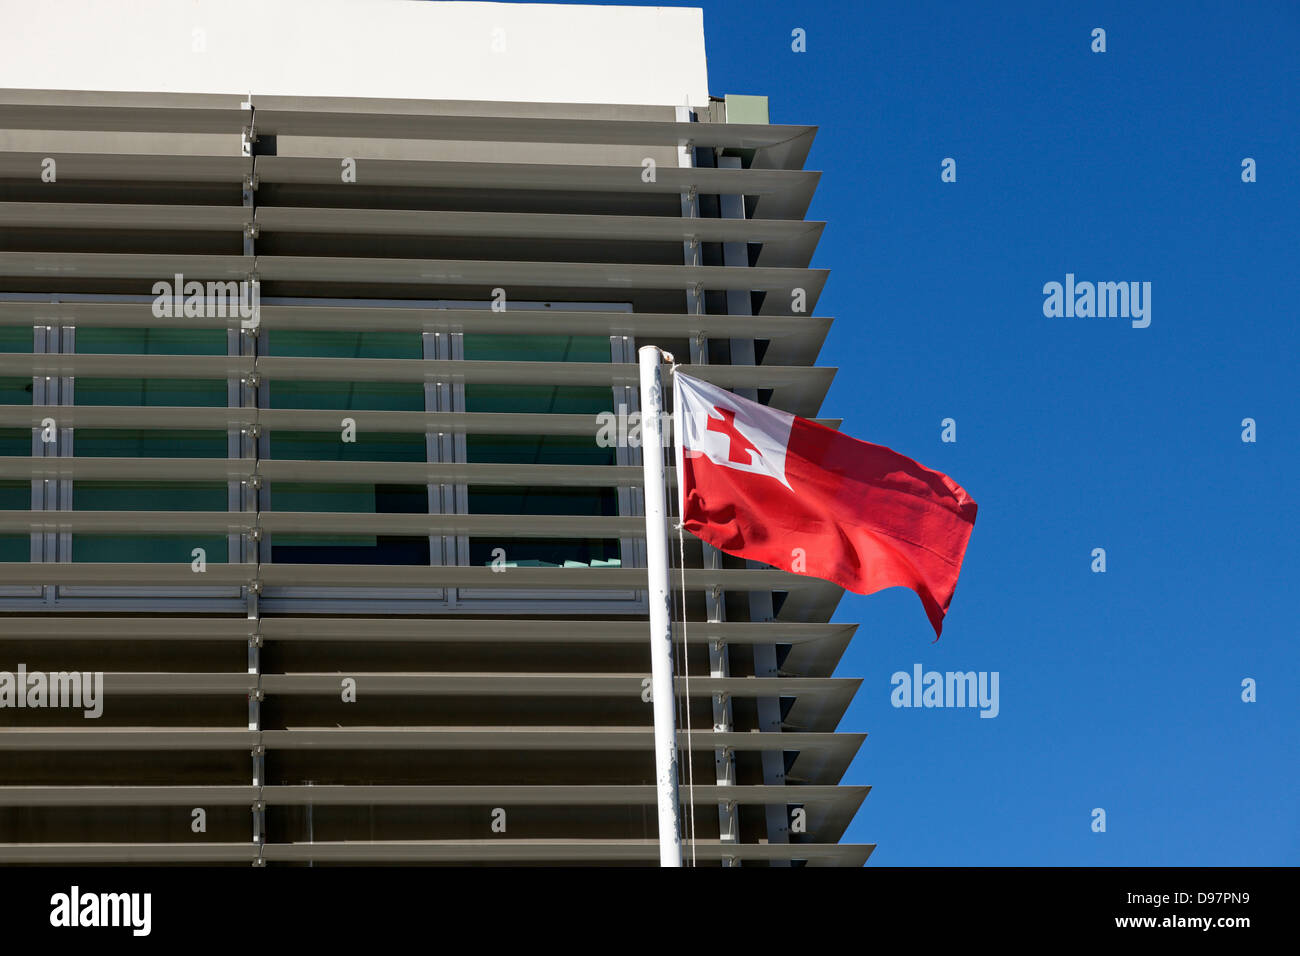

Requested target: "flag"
[{"left": 674, "top": 372, "right": 977, "bottom": 637}]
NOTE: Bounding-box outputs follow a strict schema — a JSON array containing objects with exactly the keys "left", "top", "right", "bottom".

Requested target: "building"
[{"left": 0, "top": 0, "right": 870, "bottom": 865}]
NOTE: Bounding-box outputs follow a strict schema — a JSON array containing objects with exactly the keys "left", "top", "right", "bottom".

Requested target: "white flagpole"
[{"left": 637, "top": 344, "right": 683, "bottom": 867}]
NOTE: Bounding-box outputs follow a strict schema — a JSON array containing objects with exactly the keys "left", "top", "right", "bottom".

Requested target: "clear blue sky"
[{"left": 543, "top": 0, "right": 1299, "bottom": 864}]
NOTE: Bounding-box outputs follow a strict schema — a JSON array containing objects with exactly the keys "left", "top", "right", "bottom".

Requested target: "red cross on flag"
[{"left": 674, "top": 371, "right": 978, "bottom": 637}]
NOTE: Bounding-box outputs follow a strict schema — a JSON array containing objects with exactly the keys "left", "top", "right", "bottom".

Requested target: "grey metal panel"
[
  {"left": 0, "top": 783, "right": 861, "bottom": 808},
  {"left": 0, "top": 616, "right": 850, "bottom": 658},
  {"left": 0, "top": 843, "right": 260, "bottom": 863},
  {"left": 0, "top": 202, "right": 248, "bottom": 231},
  {"left": 0, "top": 841, "right": 870, "bottom": 865},
  {"left": 0, "top": 786, "right": 257, "bottom": 806},
  {"left": 0, "top": 510, "right": 641, "bottom": 537},
  {"left": 259, "top": 840, "right": 869, "bottom": 865},
  {"left": 0, "top": 404, "right": 554, "bottom": 433},
  {"left": 251, "top": 98, "right": 813, "bottom": 159},
  {"left": 0, "top": 561, "right": 844, "bottom": 608},
  {"left": 259, "top": 783, "right": 865, "bottom": 807},
  {"left": 0, "top": 456, "right": 642, "bottom": 487},
  {"left": 257, "top": 727, "right": 863, "bottom": 757},
  {"left": 255, "top": 617, "right": 850, "bottom": 644},
  {"left": 0, "top": 618, "right": 253, "bottom": 639},
  {"left": 0, "top": 151, "right": 251, "bottom": 183},
  {"left": 254, "top": 254, "right": 828, "bottom": 302},
  {"left": 253, "top": 565, "right": 841, "bottom": 596},
  {"left": 0, "top": 456, "right": 255, "bottom": 481},
  {"left": 253, "top": 207, "right": 823, "bottom": 266},
  {"left": 0, "top": 89, "right": 248, "bottom": 134},
  {"left": 253, "top": 155, "right": 820, "bottom": 219},
  {"left": 0, "top": 251, "right": 249, "bottom": 279},
  {"left": 0, "top": 726, "right": 862, "bottom": 764},
  {"left": 0, "top": 729, "right": 257, "bottom": 750},
  {"left": 0, "top": 353, "right": 252, "bottom": 378},
  {"left": 99, "top": 672, "right": 257, "bottom": 693},
  {"left": 0, "top": 562, "right": 255, "bottom": 586},
  {"left": 0, "top": 510, "right": 252, "bottom": 534}
]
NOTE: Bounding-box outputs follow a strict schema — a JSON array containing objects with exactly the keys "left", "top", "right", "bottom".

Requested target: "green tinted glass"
[
  {"left": 74, "top": 429, "right": 227, "bottom": 458},
  {"left": 467, "top": 434, "right": 614, "bottom": 466},
  {"left": 462, "top": 334, "right": 611, "bottom": 363},
  {"left": 270, "top": 380, "right": 423, "bottom": 411},
  {"left": 468, "top": 485, "right": 616, "bottom": 517},
  {"left": 70, "top": 481, "right": 229, "bottom": 563},
  {"left": 0, "top": 376, "right": 33, "bottom": 406},
  {"left": 74, "top": 481, "right": 226, "bottom": 511},
  {"left": 269, "top": 431, "right": 425, "bottom": 462},
  {"left": 72, "top": 535, "right": 227, "bottom": 563},
  {"left": 0, "top": 428, "right": 31, "bottom": 457},
  {"left": 0, "top": 439, "right": 29, "bottom": 561},
  {"left": 74, "top": 378, "right": 227, "bottom": 407},
  {"left": 76, "top": 328, "right": 226, "bottom": 355},
  {"left": 464, "top": 384, "right": 612, "bottom": 415},
  {"left": 0, "top": 327, "right": 33, "bottom": 353},
  {"left": 469, "top": 539, "right": 620, "bottom": 568},
  {"left": 268, "top": 331, "right": 422, "bottom": 359}
]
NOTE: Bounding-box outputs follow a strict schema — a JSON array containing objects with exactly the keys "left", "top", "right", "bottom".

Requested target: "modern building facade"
[{"left": 0, "top": 0, "right": 870, "bottom": 865}]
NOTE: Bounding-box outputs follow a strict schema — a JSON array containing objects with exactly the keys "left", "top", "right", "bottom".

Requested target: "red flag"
[{"left": 674, "top": 372, "right": 977, "bottom": 637}]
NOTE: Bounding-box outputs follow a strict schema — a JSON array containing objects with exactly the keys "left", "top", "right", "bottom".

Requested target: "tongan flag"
[{"left": 674, "top": 372, "right": 978, "bottom": 638}]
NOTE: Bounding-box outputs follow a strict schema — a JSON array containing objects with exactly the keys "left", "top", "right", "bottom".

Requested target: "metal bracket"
[
  {"left": 242, "top": 173, "right": 259, "bottom": 191},
  {"left": 244, "top": 223, "right": 260, "bottom": 239}
]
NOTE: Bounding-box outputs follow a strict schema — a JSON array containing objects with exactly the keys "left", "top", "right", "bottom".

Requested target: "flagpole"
[{"left": 637, "top": 344, "right": 683, "bottom": 867}]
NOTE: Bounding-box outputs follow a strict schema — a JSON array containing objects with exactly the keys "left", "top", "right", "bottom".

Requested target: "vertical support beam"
[
  {"left": 688, "top": 333, "right": 740, "bottom": 863},
  {"left": 675, "top": 103, "right": 740, "bottom": 862},
  {"left": 719, "top": 153, "right": 791, "bottom": 861},
  {"left": 57, "top": 325, "right": 73, "bottom": 575},
  {"left": 31, "top": 324, "right": 54, "bottom": 598},
  {"left": 238, "top": 108, "right": 267, "bottom": 863}
]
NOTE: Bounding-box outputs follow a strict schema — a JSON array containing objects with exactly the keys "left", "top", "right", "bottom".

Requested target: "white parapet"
[{"left": 0, "top": 0, "right": 709, "bottom": 107}]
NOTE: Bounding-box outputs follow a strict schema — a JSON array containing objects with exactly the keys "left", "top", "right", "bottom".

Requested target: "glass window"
[
  {"left": 1, "top": 330, "right": 34, "bottom": 564},
  {"left": 0, "top": 478, "right": 29, "bottom": 562},
  {"left": 68, "top": 327, "right": 233, "bottom": 565},
  {"left": 462, "top": 334, "right": 614, "bottom": 415},
  {"left": 70, "top": 481, "right": 227, "bottom": 564},
  {"left": 75, "top": 327, "right": 228, "bottom": 407},
  {"left": 265, "top": 331, "right": 430, "bottom": 566},
  {"left": 0, "top": 327, "right": 33, "bottom": 353}
]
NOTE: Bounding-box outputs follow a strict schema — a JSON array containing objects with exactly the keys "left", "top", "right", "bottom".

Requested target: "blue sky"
[{"left": 549, "top": 0, "right": 1299, "bottom": 864}]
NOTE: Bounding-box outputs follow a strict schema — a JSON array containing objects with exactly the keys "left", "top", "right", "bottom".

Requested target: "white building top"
[{"left": 0, "top": 0, "right": 710, "bottom": 108}]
